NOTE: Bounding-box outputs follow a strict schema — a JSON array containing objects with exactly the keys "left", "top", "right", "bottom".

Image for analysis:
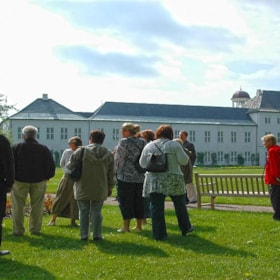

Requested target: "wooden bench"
[{"left": 194, "top": 173, "right": 269, "bottom": 210}]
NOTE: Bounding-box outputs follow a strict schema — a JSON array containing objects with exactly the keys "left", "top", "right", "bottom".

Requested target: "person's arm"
[
  {"left": 175, "top": 142, "right": 189, "bottom": 166},
  {"left": 60, "top": 150, "right": 68, "bottom": 168},
  {"left": 0, "top": 136, "right": 15, "bottom": 192},
  {"left": 139, "top": 143, "right": 152, "bottom": 168},
  {"left": 66, "top": 148, "right": 83, "bottom": 171},
  {"left": 269, "top": 149, "right": 280, "bottom": 181},
  {"left": 107, "top": 153, "right": 115, "bottom": 196},
  {"left": 114, "top": 139, "right": 127, "bottom": 172}
]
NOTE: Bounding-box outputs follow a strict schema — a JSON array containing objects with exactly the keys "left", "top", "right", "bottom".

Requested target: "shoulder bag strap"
[{"left": 154, "top": 139, "right": 168, "bottom": 154}]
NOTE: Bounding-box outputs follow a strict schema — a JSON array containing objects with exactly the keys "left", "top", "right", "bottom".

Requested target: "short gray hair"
[{"left": 22, "top": 125, "right": 38, "bottom": 139}]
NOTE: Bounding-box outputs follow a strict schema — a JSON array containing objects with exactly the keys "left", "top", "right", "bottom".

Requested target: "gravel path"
[{"left": 105, "top": 197, "right": 273, "bottom": 213}]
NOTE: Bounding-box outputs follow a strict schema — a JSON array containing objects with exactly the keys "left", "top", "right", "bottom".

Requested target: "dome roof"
[{"left": 232, "top": 90, "right": 250, "bottom": 99}]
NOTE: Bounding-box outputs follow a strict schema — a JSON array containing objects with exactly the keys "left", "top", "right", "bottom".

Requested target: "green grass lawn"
[
  {"left": 1, "top": 205, "right": 280, "bottom": 280},
  {"left": 1, "top": 166, "right": 276, "bottom": 279}
]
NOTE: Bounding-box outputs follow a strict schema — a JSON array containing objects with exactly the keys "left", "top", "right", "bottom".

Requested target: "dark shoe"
[
  {"left": 81, "top": 237, "right": 88, "bottom": 241},
  {"left": 93, "top": 237, "right": 103, "bottom": 241},
  {"left": 0, "top": 250, "right": 10, "bottom": 256},
  {"left": 155, "top": 235, "right": 167, "bottom": 241},
  {"left": 70, "top": 223, "right": 80, "bottom": 227},
  {"left": 182, "top": 225, "right": 194, "bottom": 236},
  {"left": 189, "top": 200, "right": 197, "bottom": 204}
]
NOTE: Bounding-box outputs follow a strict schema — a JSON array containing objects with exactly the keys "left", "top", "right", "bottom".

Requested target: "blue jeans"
[
  {"left": 77, "top": 200, "right": 104, "bottom": 239},
  {"left": 149, "top": 193, "right": 192, "bottom": 240}
]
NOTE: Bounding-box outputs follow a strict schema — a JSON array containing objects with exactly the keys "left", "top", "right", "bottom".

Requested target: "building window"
[
  {"left": 231, "top": 131, "right": 236, "bottom": 143},
  {"left": 204, "top": 131, "right": 210, "bottom": 143},
  {"left": 37, "top": 127, "right": 40, "bottom": 139},
  {"left": 265, "top": 117, "right": 271, "bottom": 124},
  {"left": 277, "top": 118, "right": 280, "bottom": 125},
  {"left": 217, "top": 151, "right": 224, "bottom": 162},
  {"left": 204, "top": 152, "right": 211, "bottom": 163},
  {"left": 74, "top": 128, "right": 81, "bottom": 138},
  {"left": 217, "top": 131, "right": 223, "bottom": 143},
  {"left": 217, "top": 152, "right": 224, "bottom": 162},
  {"left": 174, "top": 130, "right": 180, "bottom": 138},
  {"left": 244, "top": 152, "right": 251, "bottom": 162},
  {"left": 189, "top": 130, "right": 195, "bottom": 142},
  {"left": 46, "top": 128, "right": 54, "bottom": 140},
  {"left": 17, "top": 127, "right": 22, "bottom": 140},
  {"left": 113, "top": 128, "right": 119, "bottom": 141},
  {"left": 60, "top": 128, "right": 68, "bottom": 140},
  {"left": 265, "top": 132, "right": 271, "bottom": 135},
  {"left": 277, "top": 132, "right": 280, "bottom": 143},
  {"left": 245, "top": 132, "right": 251, "bottom": 143},
  {"left": 231, "top": 152, "right": 237, "bottom": 162}
]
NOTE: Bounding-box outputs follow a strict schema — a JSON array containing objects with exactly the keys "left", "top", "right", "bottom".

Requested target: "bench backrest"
[{"left": 194, "top": 173, "right": 269, "bottom": 196}]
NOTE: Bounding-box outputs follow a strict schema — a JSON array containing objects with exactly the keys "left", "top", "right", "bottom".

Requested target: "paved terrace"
[{"left": 105, "top": 197, "right": 273, "bottom": 213}]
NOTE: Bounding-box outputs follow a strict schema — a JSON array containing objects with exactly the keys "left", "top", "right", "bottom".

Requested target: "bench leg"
[
  {"left": 210, "top": 196, "right": 215, "bottom": 210},
  {"left": 197, "top": 194, "right": 202, "bottom": 209}
]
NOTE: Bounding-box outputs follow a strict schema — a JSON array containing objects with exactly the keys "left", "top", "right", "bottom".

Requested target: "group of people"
[
  {"left": 1, "top": 124, "right": 280, "bottom": 252},
  {"left": 113, "top": 123, "right": 198, "bottom": 240}
]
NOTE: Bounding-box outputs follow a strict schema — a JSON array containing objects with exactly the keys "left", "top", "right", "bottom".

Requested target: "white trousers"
[{"left": 186, "top": 183, "right": 197, "bottom": 202}]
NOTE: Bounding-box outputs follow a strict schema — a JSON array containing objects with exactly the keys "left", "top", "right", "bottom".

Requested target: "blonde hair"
[
  {"left": 122, "top": 122, "right": 141, "bottom": 136},
  {"left": 261, "top": 134, "right": 276, "bottom": 145}
]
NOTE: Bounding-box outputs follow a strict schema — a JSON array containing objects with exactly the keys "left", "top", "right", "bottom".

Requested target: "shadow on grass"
[
  {"left": 93, "top": 239, "right": 168, "bottom": 257},
  {"left": 166, "top": 234, "right": 256, "bottom": 257},
  {"left": 0, "top": 258, "right": 55, "bottom": 280},
  {"left": 7, "top": 232, "right": 86, "bottom": 251}
]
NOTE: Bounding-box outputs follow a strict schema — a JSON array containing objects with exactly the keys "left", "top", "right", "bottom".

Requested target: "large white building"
[{"left": 8, "top": 90, "right": 280, "bottom": 166}]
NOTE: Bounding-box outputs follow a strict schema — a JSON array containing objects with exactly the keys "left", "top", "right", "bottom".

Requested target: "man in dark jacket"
[
  {"left": 0, "top": 134, "right": 15, "bottom": 255},
  {"left": 179, "top": 130, "right": 197, "bottom": 203},
  {"left": 11, "top": 125, "right": 55, "bottom": 236}
]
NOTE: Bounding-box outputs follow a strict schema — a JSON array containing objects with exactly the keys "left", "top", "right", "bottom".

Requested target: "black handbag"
[
  {"left": 146, "top": 142, "right": 168, "bottom": 172},
  {"left": 69, "top": 148, "right": 84, "bottom": 181}
]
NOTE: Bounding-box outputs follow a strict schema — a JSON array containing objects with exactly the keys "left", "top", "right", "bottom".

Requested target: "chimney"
[{"left": 42, "top": 93, "right": 48, "bottom": 100}]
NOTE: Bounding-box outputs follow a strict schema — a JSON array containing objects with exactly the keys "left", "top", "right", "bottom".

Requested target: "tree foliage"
[{"left": 0, "top": 94, "right": 17, "bottom": 136}]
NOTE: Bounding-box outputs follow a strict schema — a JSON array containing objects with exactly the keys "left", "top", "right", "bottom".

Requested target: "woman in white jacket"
[{"left": 139, "top": 125, "right": 194, "bottom": 241}]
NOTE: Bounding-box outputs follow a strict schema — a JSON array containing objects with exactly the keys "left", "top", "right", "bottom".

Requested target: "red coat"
[{"left": 265, "top": 144, "right": 280, "bottom": 185}]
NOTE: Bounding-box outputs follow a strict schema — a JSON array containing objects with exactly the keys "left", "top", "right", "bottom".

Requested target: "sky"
[{"left": 1, "top": 0, "right": 280, "bottom": 113}]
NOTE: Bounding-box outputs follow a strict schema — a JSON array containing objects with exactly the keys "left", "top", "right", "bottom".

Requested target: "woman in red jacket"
[{"left": 261, "top": 134, "right": 280, "bottom": 220}]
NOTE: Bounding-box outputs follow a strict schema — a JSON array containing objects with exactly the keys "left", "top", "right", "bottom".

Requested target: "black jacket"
[
  {"left": 12, "top": 138, "right": 55, "bottom": 183},
  {"left": 0, "top": 135, "right": 15, "bottom": 192},
  {"left": 183, "top": 141, "right": 196, "bottom": 166}
]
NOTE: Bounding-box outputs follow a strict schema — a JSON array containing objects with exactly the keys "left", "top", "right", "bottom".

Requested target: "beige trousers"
[
  {"left": 11, "top": 181, "right": 47, "bottom": 235},
  {"left": 186, "top": 183, "right": 197, "bottom": 202}
]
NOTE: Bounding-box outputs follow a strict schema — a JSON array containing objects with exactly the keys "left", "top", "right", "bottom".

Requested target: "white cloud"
[{"left": 1, "top": 0, "right": 280, "bottom": 113}]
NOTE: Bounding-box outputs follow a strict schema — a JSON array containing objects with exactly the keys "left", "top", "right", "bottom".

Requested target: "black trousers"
[
  {"left": 0, "top": 189, "right": 7, "bottom": 246},
  {"left": 269, "top": 184, "right": 280, "bottom": 219}
]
